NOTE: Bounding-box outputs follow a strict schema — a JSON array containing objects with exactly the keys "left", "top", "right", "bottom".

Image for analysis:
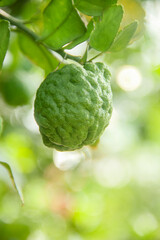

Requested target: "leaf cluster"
[{"left": 0, "top": 0, "right": 144, "bottom": 73}]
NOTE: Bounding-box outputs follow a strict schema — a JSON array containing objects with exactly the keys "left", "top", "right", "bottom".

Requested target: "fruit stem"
[{"left": 0, "top": 9, "right": 81, "bottom": 63}]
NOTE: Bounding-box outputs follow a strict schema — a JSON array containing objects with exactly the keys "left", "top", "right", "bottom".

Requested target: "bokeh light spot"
[
  {"left": 132, "top": 212, "right": 158, "bottom": 236},
  {"left": 117, "top": 65, "right": 142, "bottom": 91}
]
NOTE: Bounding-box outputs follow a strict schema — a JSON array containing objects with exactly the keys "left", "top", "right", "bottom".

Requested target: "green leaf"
[
  {"left": 90, "top": 5, "right": 123, "bottom": 52},
  {"left": 64, "top": 20, "right": 94, "bottom": 50},
  {"left": 74, "top": 0, "right": 117, "bottom": 16},
  {"left": 40, "top": 0, "right": 86, "bottom": 50},
  {"left": 0, "top": 161, "right": 24, "bottom": 204},
  {"left": 0, "top": 0, "right": 17, "bottom": 6},
  {"left": 119, "top": 0, "right": 145, "bottom": 42},
  {"left": 0, "top": 20, "right": 10, "bottom": 70},
  {"left": 109, "top": 21, "right": 138, "bottom": 52},
  {"left": 18, "top": 33, "right": 60, "bottom": 74}
]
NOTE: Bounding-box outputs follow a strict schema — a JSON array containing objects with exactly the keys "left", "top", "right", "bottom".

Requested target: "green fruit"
[
  {"left": 34, "top": 62, "right": 112, "bottom": 151},
  {"left": 0, "top": 73, "right": 31, "bottom": 106}
]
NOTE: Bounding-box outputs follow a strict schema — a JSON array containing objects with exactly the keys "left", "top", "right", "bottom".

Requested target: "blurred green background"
[{"left": 1, "top": 0, "right": 160, "bottom": 239}]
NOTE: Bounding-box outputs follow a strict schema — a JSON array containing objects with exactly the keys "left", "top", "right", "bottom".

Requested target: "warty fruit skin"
[{"left": 34, "top": 62, "right": 112, "bottom": 151}]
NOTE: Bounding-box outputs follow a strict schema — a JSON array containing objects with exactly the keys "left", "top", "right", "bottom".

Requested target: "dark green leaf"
[
  {"left": 40, "top": 0, "right": 86, "bottom": 50},
  {"left": 74, "top": 0, "right": 117, "bottom": 16},
  {"left": 18, "top": 33, "right": 60, "bottom": 74},
  {"left": 64, "top": 20, "right": 94, "bottom": 50},
  {"left": 0, "top": 0, "right": 17, "bottom": 6},
  {"left": 90, "top": 5, "right": 123, "bottom": 52},
  {"left": 0, "top": 161, "right": 24, "bottom": 204},
  {"left": 110, "top": 21, "right": 138, "bottom": 52},
  {"left": 0, "top": 20, "right": 10, "bottom": 70}
]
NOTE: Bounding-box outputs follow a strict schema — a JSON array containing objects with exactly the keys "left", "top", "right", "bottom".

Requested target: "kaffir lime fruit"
[
  {"left": 0, "top": 73, "right": 31, "bottom": 106},
  {"left": 34, "top": 62, "right": 112, "bottom": 151}
]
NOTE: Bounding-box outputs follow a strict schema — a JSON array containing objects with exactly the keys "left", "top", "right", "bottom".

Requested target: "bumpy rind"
[{"left": 34, "top": 62, "right": 112, "bottom": 151}]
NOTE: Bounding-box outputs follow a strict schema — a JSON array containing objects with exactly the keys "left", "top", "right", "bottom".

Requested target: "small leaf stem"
[{"left": 88, "top": 52, "right": 104, "bottom": 62}]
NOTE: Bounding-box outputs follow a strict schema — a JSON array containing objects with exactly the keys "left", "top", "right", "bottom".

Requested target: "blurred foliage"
[
  {"left": 0, "top": 0, "right": 160, "bottom": 240},
  {"left": 0, "top": 0, "right": 17, "bottom": 7},
  {"left": 0, "top": 71, "right": 32, "bottom": 106},
  {"left": 0, "top": 116, "right": 3, "bottom": 135}
]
